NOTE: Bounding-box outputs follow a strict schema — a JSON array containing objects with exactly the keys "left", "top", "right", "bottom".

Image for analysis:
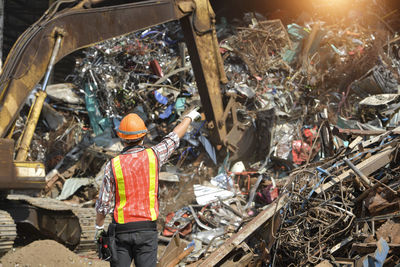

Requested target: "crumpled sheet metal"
[
  {"left": 56, "top": 178, "right": 92, "bottom": 200},
  {"left": 193, "top": 184, "right": 235, "bottom": 206},
  {"left": 46, "top": 83, "right": 84, "bottom": 105}
]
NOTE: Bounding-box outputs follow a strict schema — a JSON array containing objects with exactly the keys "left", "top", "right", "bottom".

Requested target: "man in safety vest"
[{"left": 95, "top": 109, "right": 201, "bottom": 267}]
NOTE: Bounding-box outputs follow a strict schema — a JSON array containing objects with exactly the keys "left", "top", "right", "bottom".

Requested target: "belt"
[{"left": 114, "top": 220, "right": 157, "bottom": 234}]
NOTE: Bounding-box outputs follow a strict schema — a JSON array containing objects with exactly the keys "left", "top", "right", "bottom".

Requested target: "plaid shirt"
[{"left": 95, "top": 132, "right": 180, "bottom": 215}]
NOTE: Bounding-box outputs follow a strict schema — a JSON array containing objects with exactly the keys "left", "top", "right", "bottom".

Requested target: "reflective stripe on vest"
[
  {"left": 147, "top": 149, "right": 157, "bottom": 221},
  {"left": 112, "top": 148, "right": 158, "bottom": 223},
  {"left": 113, "top": 156, "right": 127, "bottom": 223}
]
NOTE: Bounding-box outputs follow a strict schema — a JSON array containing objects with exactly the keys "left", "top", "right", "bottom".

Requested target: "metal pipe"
[
  {"left": 41, "top": 35, "right": 62, "bottom": 91},
  {"left": 188, "top": 205, "right": 211, "bottom": 231},
  {"left": 343, "top": 158, "right": 372, "bottom": 188},
  {"left": 16, "top": 35, "right": 62, "bottom": 161}
]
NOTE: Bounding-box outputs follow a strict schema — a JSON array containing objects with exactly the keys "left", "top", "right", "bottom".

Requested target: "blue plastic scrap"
[
  {"left": 154, "top": 90, "right": 169, "bottom": 105},
  {"left": 159, "top": 104, "right": 174, "bottom": 119},
  {"left": 363, "top": 238, "right": 389, "bottom": 267},
  {"left": 211, "top": 173, "right": 234, "bottom": 190},
  {"left": 185, "top": 240, "right": 195, "bottom": 250},
  {"left": 316, "top": 167, "right": 331, "bottom": 177}
]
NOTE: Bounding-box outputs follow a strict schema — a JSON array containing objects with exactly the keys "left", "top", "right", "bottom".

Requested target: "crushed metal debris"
[{"left": 1, "top": 0, "right": 400, "bottom": 266}]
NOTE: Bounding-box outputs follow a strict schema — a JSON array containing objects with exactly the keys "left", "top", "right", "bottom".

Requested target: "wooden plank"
[
  {"left": 158, "top": 234, "right": 187, "bottom": 267},
  {"left": 315, "top": 146, "right": 395, "bottom": 195},
  {"left": 200, "top": 194, "right": 288, "bottom": 267}
]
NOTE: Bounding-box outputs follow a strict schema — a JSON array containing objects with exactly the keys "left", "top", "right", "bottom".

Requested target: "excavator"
[{"left": 0, "top": 0, "right": 255, "bottom": 255}]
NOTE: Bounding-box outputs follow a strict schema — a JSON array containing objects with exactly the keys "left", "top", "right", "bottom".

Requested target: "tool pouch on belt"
[{"left": 98, "top": 223, "right": 118, "bottom": 262}]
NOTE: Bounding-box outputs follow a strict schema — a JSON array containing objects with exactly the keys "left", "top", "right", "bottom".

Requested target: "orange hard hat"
[{"left": 116, "top": 113, "right": 147, "bottom": 140}]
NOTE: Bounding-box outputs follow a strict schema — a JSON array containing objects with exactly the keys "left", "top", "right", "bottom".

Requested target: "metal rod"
[
  {"left": 343, "top": 158, "right": 372, "bottom": 188},
  {"left": 41, "top": 35, "right": 62, "bottom": 91}
]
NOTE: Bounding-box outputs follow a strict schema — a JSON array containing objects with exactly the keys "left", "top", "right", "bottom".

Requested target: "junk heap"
[{"left": 9, "top": 0, "right": 400, "bottom": 266}]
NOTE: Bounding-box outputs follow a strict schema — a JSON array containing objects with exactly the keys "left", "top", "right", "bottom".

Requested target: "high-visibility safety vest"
[{"left": 111, "top": 148, "right": 159, "bottom": 224}]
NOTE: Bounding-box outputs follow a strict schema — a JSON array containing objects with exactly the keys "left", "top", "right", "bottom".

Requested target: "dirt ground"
[
  {"left": 0, "top": 240, "right": 170, "bottom": 267},
  {"left": 0, "top": 240, "right": 108, "bottom": 267}
]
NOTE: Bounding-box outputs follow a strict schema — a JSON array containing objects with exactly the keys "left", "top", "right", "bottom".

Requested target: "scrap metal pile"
[
  {"left": 11, "top": 1, "right": 400, "bottom": 266},
  {"left": 275, "top": 133, "right": 400, "bottom": 266}
]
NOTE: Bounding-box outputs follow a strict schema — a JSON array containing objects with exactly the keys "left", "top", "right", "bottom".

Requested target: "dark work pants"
[{"left": 110, "top": 230, "right": 158, "bottom": 267}]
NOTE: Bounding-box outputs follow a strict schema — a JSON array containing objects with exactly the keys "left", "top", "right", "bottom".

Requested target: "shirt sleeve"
[
  {"left": 151, "top": 131, "right": 180, "bottom": 167},
  {"left": 95, "top": 161, "right": 115, "bottom": 215}
]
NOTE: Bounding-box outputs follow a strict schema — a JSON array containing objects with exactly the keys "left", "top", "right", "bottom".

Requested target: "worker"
[{"left": 94, "top": 109, "right": 201, "bottom": 267}]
